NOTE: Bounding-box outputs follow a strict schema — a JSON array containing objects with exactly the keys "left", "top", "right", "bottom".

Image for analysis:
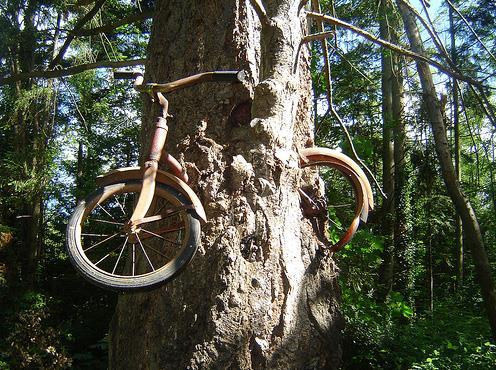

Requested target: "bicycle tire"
[
  {"left": 299, "top": 149, "right": 372, "bottom": 252},
  {"left": 66, "top": 180, "right": 200, "bottom": 290}
]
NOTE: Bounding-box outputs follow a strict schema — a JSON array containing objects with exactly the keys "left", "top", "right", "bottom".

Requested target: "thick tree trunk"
[
  {"left": 109, "top": 1, "right": 343, "bottom": 369},
  {"left": 397, "top": 0, "right": 496, "bottom": 338}
]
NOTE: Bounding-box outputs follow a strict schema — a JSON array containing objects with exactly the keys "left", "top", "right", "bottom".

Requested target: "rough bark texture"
[
  {"left": 109, "top": 1, "right": 343, "bottom": 369},
  {"left": 449, "top": 5, "right": 464, "bottom": 289},
  {"left": 391, "top": 54, "right": 411, "bottom": 298},
  {"left": 397, "top": 0, "right": 496, "bottom": 338},
  {"left": 376, "top": 0, "right": 396, "bottom": 301}
]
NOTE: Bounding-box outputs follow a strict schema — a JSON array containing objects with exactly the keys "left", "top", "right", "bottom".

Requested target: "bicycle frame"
[
  {"left": 66, "top": 69, "right": 375, "bottom": 290},
  {"left": 111, "top": 70, "right": 245, "bottom": 231}
]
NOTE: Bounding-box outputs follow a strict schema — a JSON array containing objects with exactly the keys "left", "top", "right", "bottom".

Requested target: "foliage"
[
  {"left": 0, "top": 0, "right": 494, "bottom": 368},
  {"left": 0, "top": 0, "right": 146, "bottom": 367},
  {"left": 0, "top": 292, "right": 72, "bottom": 369},
  {"left": 339, "top": 230, "right": 495, "bottom": 369},
  {"left": 311, "top": 0, "right": 496, "bottom": 369}
]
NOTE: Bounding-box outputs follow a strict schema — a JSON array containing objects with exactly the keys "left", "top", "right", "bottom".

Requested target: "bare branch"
[
  {"left": 404, "top": 0, "right": 496, "bottom": 129},
  {"left": 74, "top": 10, "right": 154, "bottom": 37},
  {"left": 249, "top": 0, "right": 269, "bottom": 25},
  {"left": 309, "top": 1, "right": 386, "bottom": 198},
  {"left": 303, "top": 32, "right": 374, "bottom": 84},
  {"left": 0, "top": 59, "right": 146, "bottom": 85},
  {"left": 445, "top": 0, "right": 496, "bottom": 65},
  {"left": 305, "top": 10, "right": 490, "bottom": 89},
  {"left": 303, "top": 31, "right": 334, "bottom": 43},
  {"left": 49, "top": 0, "right": 107, "bottom": 69},
  {"left": 408, "top": 0, "right": 451, "bottom": 63},
  {"left": 310, "top": 0, "right": 332, "bottom": 105}
]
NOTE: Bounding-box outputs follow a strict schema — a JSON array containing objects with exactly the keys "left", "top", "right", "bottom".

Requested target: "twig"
[
  {"left": 249, "top": 0, "right": 269, "bottom": 25},
  {"left": 304, "top": 31, "right": 374, "bottom": 84},
  {"left": 310, "top": 1, "right": 386, "bottom": 199},
  {"left": 306, "top": 10, "right": 490, "bottom": 89},
  {"left": 408, "top": 0, "right": 452, "bottom": 65},
  {"left": 49, "top": 0, "right": 107, "bottom": 69},
  {"left": 74, "top": 10, "right": 153, "bottom": 36},
  {"left": 303, "top": 31, "right": 334, "bottom": 43},
  {"left": 445, "top": 0, "right": 496, "bottom": 65},
  {"left": 61, "top": 77, "right": 88, "bottom": 132},
  {"left": 330, "top": 104, "right": 387, "bottom": 199},
  {"left": 473, "top": 85, "right": 496, "bottom": 129},
  {"left": 329, "top": 44, "right": 374, "bottom": 84},
  {"left": 0, "top": 59, "right": 146, "bottom": 85},
  {"left": 406, "top": 0, "right": 496, "bottom": 130}
]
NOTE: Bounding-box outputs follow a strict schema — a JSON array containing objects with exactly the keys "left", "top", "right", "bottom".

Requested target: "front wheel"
[{"left": 66, "top": 180, "right": 200, "bottom": 290}]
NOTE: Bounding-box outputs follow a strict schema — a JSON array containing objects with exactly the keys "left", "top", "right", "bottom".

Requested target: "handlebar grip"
[
  {"left": 114, "top": 71, "right": 143, "bottom": 80},
  {"left": 211, "top": 70, "right": 246, "bottom": 83}
]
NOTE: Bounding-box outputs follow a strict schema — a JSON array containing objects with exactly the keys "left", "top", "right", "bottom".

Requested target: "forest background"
[{"left": 0, "top": 0, "right": 495, "bottom": 368}]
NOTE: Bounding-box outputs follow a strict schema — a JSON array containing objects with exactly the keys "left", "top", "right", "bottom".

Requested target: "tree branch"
[
  {"left": 445, "top": 0, "right": 496, "bottom": 65},
  {"left": 74, "top": 10, "right": 154, "bottom": 36},
  {"left": 302, "top": 32, "right": 373, "bottom": 84},
  {"left": 49, "top": 0, "right": 107, "bottom": 69},
  {"left": 0, "top": 59, "right": 146, "bottom": 85},
  {"left": 309, "top": 1, "right": 386, "bottom": 199},
  {"left": 249, "top": 0, "right": 269, "bottom": 25},
  {"left": 302, "top": 30, "right": 334, "bottom": 43},
  {"left": 305, "top": 10, "right": 490, "bottom": 89}
]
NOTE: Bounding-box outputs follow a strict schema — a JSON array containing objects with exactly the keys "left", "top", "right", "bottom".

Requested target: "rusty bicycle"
[{"left": 66, "top": 70, "right": 373, "bottom": 291}]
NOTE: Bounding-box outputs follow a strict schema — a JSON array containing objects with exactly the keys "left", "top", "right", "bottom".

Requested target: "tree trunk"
[
  {"left": 377, "top": 0, "right": 395, "bottom": 301},
  {"left": 109, "top": 1, "right": 344, "bottom": 369},
  {"left": 449, "top": 4, "right": 464, "bottom": 290},
  {"left": 391, "top": 52, "right": 411, "bottom": 299},
  {"left": 397, "top": 0, "right": 496, "bottom": 338},
  {"left": 13, "top": 1, "right": 46, "bottom": 288}
]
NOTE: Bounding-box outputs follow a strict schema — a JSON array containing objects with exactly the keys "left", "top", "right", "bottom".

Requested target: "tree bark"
[
  {"left": 109, "top": 1, "right": 343, "bottom": 369},
  {"left": 377, "top": 0, "right": 395, "bottom": 301},
  {"left": 391, "top": 51, "right": 411, "bottom": 298},
  {"left": 397, "top": 0, "right": 496, "bottom": 338},
  {"left": 449, "top": 4, "right": 464, "bottom": 290}
]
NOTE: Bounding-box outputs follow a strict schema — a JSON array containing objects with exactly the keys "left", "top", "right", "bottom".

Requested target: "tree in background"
[
  {"left": 0, "top": 0, "right": 149, "bottom": 366},
  {"left": 0, "top": 0, "right": 495, "bottom": 368}
]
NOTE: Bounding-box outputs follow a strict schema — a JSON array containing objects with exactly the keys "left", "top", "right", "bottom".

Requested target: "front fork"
[{"left": 128, "top": 93, "right": 184, "bottom": 230}]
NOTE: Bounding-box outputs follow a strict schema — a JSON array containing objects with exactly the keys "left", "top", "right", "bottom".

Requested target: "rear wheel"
[
  {"left": 66, "top": 181, "right": 200, "bottom": 290},
  {"left": 299, "top": 150, "right": 370, "bottom": 252}
]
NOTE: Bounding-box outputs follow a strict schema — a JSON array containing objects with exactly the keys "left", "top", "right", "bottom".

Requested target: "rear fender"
[
  {"left": 299, "top": 147, "right": 374, "bottom": 212},
  {"left": 96, "top": 167, "right": 207, "bottom": 223}
]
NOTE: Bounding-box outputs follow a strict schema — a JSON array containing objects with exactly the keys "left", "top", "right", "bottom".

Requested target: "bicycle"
[{"left": 66, "top": 70, "right": 374, "bottom": 291}]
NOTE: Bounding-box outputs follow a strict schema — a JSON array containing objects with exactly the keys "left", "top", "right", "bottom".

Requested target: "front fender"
[{"left": 95, "top": 167, "right": 207, "bottom": 223}]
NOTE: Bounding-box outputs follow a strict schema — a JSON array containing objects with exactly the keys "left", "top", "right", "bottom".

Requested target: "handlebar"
[{"left": 114, "top": 70, "right": 245, "bottom": 94}]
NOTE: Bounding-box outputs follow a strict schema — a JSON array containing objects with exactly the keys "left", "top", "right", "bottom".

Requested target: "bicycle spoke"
[
  {"left": 94, "top": 243, "right": 124, "bottom": 266},
  {"left": 112, "top": 236, "right": 129, "bottom": 274},
  {"left": 114, "top": 195, "right": 127, "bottom": 217},
  {"left": 154, "top": 201, "right": 186, "bottom": 218},
  {"left": 97, "top": 203, "right": 119, "bottom": 222},
  {"left": 136, "top": 234, "right": 155, "bottom": 271},
  {"left": 157, "top": 224, "right": 185, "bottom": 234},
  {"left": 158, "top": 208, "right": 185, "bottom": 220},
  {"left": 92, "top": 218, "right": 124, "bottom": 226},
  {"left": 132, "top": 244, "right": 136, "bottom": 276},
  {"left": 140, "top": 242, "right": 169, "bottom": 259},
  {"left": 140, "top": 228, "right": 182, "bottom": 246},
  {"left": 84, "top": 232, "right": 121, "bottom": 252},
  {"left": 82, "top": 233, "right": 111, "bottom": 237},
  {"left": 70, "top": 182, "right": 197, "bottom": 285}
]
